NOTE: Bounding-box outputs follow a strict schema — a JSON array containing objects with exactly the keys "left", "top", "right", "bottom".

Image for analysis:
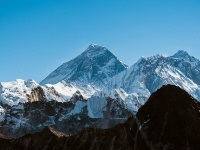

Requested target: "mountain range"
[
  {"left": 0, "top": 44, "right": 200, "bottom": 139},
  {"left": 0, "top": 85, "right": 199, "bottom": 150}
]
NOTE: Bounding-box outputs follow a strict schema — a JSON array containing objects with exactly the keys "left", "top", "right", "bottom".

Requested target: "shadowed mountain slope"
[{"left": 132, "top": 84, "right": 200, "bottom": 150}]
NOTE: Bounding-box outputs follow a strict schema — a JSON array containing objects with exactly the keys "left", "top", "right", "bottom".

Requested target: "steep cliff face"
[
  {"left": 70, "top": 90, "right": 84, "bottom": 103},
  {"left": 27, "top": 86, "right": 46, "bottom": 102}
]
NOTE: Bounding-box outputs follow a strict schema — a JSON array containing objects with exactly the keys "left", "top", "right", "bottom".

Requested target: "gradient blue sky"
[{"left": 1, "top": 0, "right": 200, "bottom": 82}]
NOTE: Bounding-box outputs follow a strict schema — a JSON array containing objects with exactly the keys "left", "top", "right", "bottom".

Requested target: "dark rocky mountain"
[
  {"left": 40, "top": 44, "right": 128, "bottom": 86},
  {"left": 132, "top": 84, "right": 200, "bottom": 150},
  {"left": 1, "top": 85, "right": 200, "bottom": 150}
]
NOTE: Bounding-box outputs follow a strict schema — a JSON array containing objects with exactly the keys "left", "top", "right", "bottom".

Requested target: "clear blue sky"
[{"left": 1, "top": 0, "right": 200, "bottom": 82}]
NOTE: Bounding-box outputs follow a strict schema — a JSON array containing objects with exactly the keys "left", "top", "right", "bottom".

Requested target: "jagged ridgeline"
[
  {"left": 0, "top": 45, "right": 200, "bottom": 140},
  {"left": 0, "top": 85, "right": 199, "bottom": 150}
]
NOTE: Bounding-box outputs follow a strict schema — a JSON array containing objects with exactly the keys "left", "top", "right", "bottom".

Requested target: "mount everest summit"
[
  {"left": 41, "top": 44, "right": 128, "bottom": 86},
  {"left": 0, "top": 44, "right": 200, "bottom": 137}
]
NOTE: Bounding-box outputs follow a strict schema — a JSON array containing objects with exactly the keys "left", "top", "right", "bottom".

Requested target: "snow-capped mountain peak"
[
  {"left": 41, "top": 44, "right": 127, "bottom": 87},
  {"left": 83, "top": 44, "right": 107, "bottom": 53},
  {"left": 0, "top": 79, "right": 39, "bottom": 105},
  {"left": 171, "top": 50, "right": 199, "bottom": 63},
  {"left": 109, "top": 50, "right": 200, "bottom": 103},
  {"left": 41, "top": 44, "right": 128, "bottom": 85},
  {"left": 172, "top": 50, "right": 189, "bottom": 58},
  {"left": 40, "top": 45, "right": 128, "bottom": 99}
]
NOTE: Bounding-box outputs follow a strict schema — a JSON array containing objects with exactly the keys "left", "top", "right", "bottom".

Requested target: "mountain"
[
  {"left": 41, "top": 44, "right": 128, "bottom": 85},
  {"left": 40, "top": 47, "right": 200, "bottom": 114},
  {"left": 0, "top": 92, "right": 132, "bottom": 138},
  {"left": 40, "top": 44, "right": 128, "bottom": 98},
  {"left": 171, "top": 50, "right": 200, "bottom": 85},
  {"left": 1, "top": 46, "right": 200, "bottom": 139},
  {"left": 0, "top": 79, "right": 66, "bottom": 106},
  {"left": 0, "top": 79, "right": 39, "bottom": 105},
  {"left": 0, "top": 45, "right": 132, "bottom": 138},
  {"left": 108, "top": 50, "right": 200, "bottom": 111},
  {"left": 1, "top": 85, "right": 199, "bottom": 150},
  {"left": 93, "top": 88, "right": 148, "bottom": 114},
  {"left": 132, "top": 84, "right": 200, "bottom": 149}
]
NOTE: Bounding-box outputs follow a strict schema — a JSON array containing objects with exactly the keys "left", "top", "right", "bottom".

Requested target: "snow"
[
  {"left": 68, "top": 101, "right": 87, "bottom": 116},
  {"left": 0, "top": 106, "right": 5, "bottom": 121},
  {"left": 15, "top": 104, "right": 24, "bottom": 110},
  {"left": 83, "top": 44, "right": 107, "bottom": 53},
  {"left": 40, "top": 45, "right": 127, "bottom": 97},
  {"left": 43, "top": 87, "right": 66, "bottom": 102},
  {"left": 45, "top": 82, "right": 81, "bottom": 100},
  {"left": 0, "top": 48, "right": 200, "bottom": 121},
  {"left": 172, "top": 50, "right": 189, "bottom": 58},
  {"left": 93, "top": 88, "right": 148, "bottom": 114},
  {"left": 105, "top": 50, "right": 200, "bottom": 111},
  {"left": 0, "top": 79, "right": 69, "bottom": 105},
  {"left": 0, "top": 79, "right": 38, "bottom": 105},
  {"left": 87, "top": 96, "right": 107, "bottom": 118}
]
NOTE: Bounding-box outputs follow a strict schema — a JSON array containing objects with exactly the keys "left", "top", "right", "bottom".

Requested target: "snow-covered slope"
[
  {"left": 93, "top": 88, "right": 148, "bottom": 114},
  {"left": 0, "top": 79, "right": 66, "bottom": 106},
  {"left": 41, "top": 44, "right": 128, "bottom": 85},
  {"left": 40, "top": 44, "right": 128, "bottom": 97},
  {"left": 171, "top": 50, "right": 200, "bottom": 85},
  {"left": 0, "top": 79, "right": 39, "bottom": 105},
  {"left": 0, "top": 42, "right": 131, "bottom": 106},
  {"left": 44, "top": 80, "right": 97, "bottom": 99},
  {"left": 109, "top": 50, "right": 200, "bottom": 103}
]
